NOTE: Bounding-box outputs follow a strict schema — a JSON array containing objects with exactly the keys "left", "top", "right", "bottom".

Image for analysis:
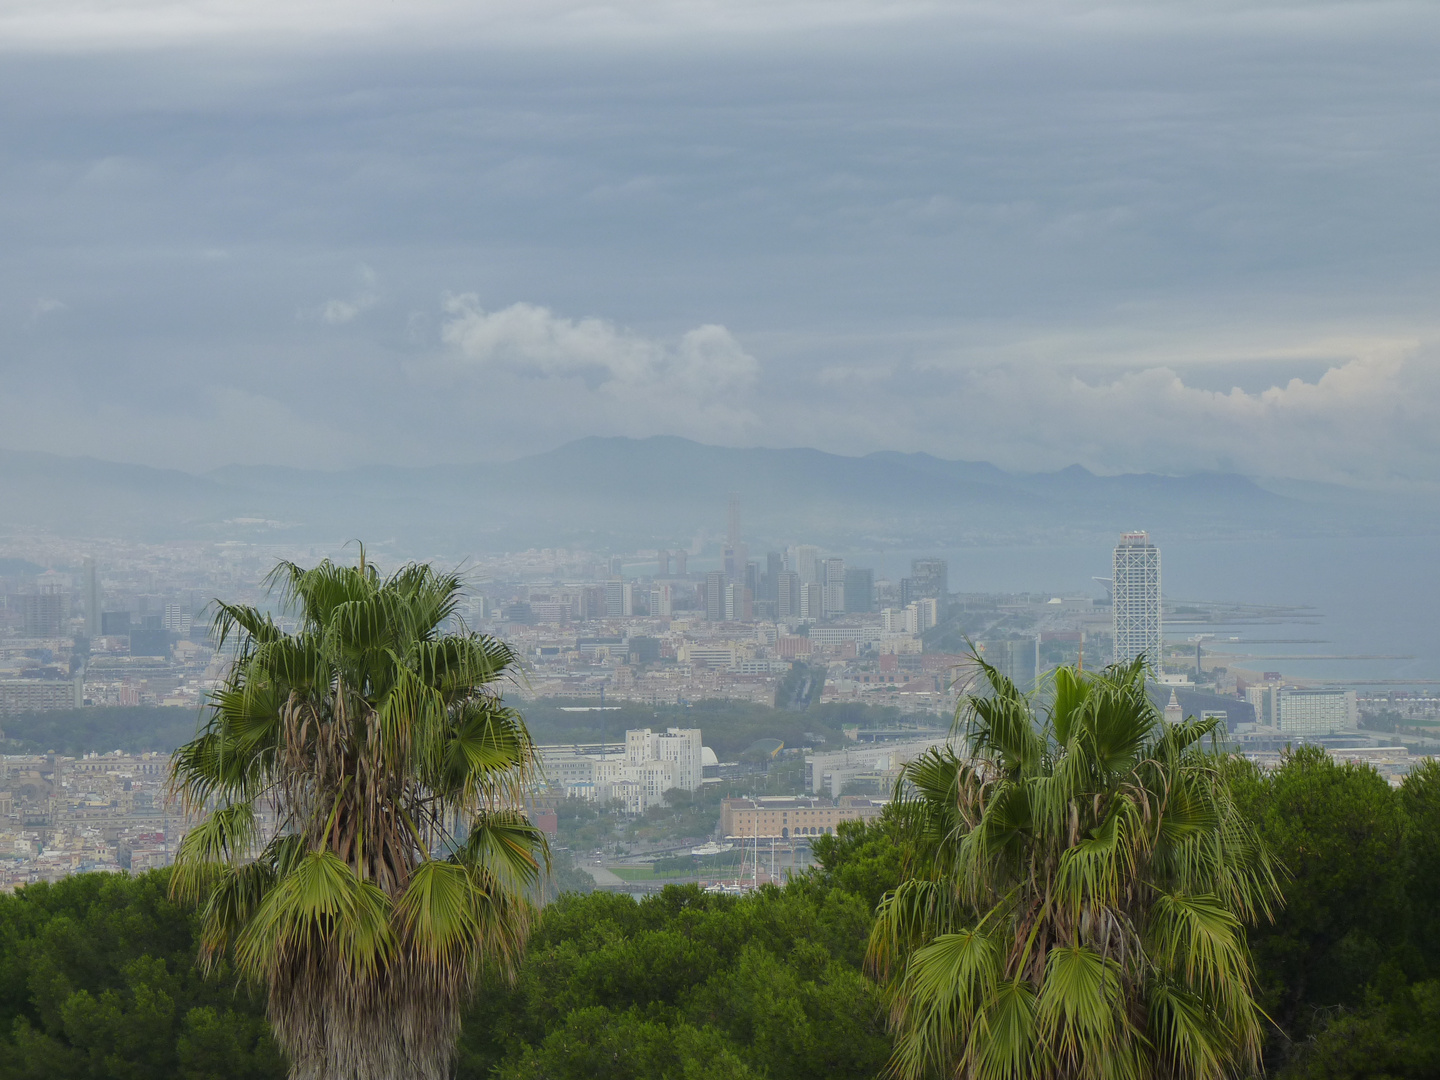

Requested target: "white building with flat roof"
[{"left": 1276, "top": 689, "right": 1357, "bottom": 738}]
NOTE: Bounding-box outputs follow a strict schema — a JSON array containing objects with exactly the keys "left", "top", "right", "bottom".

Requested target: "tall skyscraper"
[
  {"left": 982, "top": 637, "right": 1038, "bottom": 693},
  {"left": 657, "top": 549, "right": 671, "bottom": 577},
  {"left": 843, "top": 568, "right": 874, "bottom": 613},
  {"left": 800, "top": 582, "right": 823, "bottom": 621},
  {"left": 791, "top": 545, "right": 820, "bottom": 585},
  {"left": 605, "top": 578, "right": 625, "bottom": 618},
  {"left": 84, "top": 558, "right": 100, "bottom": 639},
  {"left": 704, "top": 571, "right": 726, "bottom": 621},
  {"left": 15, "top": 585, "right": 65, "bottom": 637},
  {"left": 676, "top": 550, "right": 688, "bottom": 576},
  {"left": 764, "top": 551, "right": 783, "bottom": 601},
  {"left": 775, "top": 571, "right": 800, "bottom": 620},
  {"left": 723, "top": 492, "right": 744, "bottom": 580},
  {"left": 1112, "top": 531, "right": 1161, "bottom": 668},
  {"left": 822, "top": 557, "right": 845, "bottom": 617},
  {"left": 907, "top": 558, "right": 949, "bottom": 600},
  {"left": 724, "top": 582, "right": 751, "bottom": 622}
]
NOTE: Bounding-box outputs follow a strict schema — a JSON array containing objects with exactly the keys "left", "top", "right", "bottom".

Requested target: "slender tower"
[
  {"left": 723, "top": 492, "right": 746, "bottom": 581},
  {"left": 83, "top": 558, "right": 100, "bottom": 639},
  {"left": 1112, "top": 531, "right": 1161, "bottom": 669}
]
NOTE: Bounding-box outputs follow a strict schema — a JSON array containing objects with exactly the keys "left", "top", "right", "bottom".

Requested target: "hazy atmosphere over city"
[
  {"left": 9, "top": 6, "right": 1440, "bottom": 1080},
  {"left": 3, "top": 0, "right": 1440, "bottom": 486}
]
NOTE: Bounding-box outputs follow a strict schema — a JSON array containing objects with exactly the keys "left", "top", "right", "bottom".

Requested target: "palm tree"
[
  {"left": 869, "top": 656, "right": 1282, "bottom": 1080},
  {"left": 170, "top": 554, "right": 545, "bottom": 1080}
]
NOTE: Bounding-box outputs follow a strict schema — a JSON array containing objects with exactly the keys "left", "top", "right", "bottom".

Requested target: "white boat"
[{"left": 690, "top": 841, "right": 735, "bottom": 857}]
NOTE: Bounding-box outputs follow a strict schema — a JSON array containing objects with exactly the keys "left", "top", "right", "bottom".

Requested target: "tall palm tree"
[
  {"left": 869, "top": 657, "right": 1282, "bottom": 1080},
  {"left": 170, "top": 554, "right": 545, "bottom": 1080}
]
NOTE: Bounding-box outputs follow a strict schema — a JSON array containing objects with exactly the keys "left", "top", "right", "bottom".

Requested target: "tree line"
[{"left": 2, "top": 743, "right": 1437, "bottom": 1079}]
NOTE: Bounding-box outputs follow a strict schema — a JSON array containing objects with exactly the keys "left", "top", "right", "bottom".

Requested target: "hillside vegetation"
[{"left": 3, "top": 748, "right": 1440, "bottom": 1078}]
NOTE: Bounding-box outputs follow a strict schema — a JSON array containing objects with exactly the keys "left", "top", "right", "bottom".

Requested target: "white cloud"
[
  {"left": 317, "top": 265, "right": 378, "bottom": 325},
  {"left": 28, "top": 297, "right": 65, "bottom": 319},
  {"left": 779, "top": 335, "right": 1440, "bottom": 488},
  {"left": 321, "top": 299, "right": 361, "bottom": 324},
  {"left": 437, "top": 297, "right": 760, "bottom": 438}
]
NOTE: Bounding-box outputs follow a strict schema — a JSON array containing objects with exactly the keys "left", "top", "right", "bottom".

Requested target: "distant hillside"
[{"left": 0, "top": 437, "right": 1422, "bottom": 552}]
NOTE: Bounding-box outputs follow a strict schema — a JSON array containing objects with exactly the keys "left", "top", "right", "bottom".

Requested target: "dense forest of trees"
[
  {"left": 0, "top": 707, "right": 201, "bottom": 756},
  {"left": 3, "top": 746, "right": 1439, "bottom": 1078}
]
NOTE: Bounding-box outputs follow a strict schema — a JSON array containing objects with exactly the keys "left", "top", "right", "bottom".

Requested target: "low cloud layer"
[{"left": 897, "top": 344, "right": 1438, "bottom": 487}]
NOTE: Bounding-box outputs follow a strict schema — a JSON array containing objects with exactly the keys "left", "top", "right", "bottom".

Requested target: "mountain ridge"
[{"left": 0, "top": 436, "right": 1415, "bottom": 551}]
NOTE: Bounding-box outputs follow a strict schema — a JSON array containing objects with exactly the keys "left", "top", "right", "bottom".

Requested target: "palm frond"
[
  {"left": 169, "top": 551, "right": 537, "bottom": 1080},
  {"left": 873, "top": 652, "right": 1279, "bottom": 1080}
]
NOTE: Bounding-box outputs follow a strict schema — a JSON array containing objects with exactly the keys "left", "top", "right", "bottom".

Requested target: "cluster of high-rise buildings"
[
  {"left": 642, "top": 495, "right": 949, "bottom": 627},
  {"left": 0, "top": 544, "right": 237, "bottom": 716},
  {"left": 0, "top": 521, "right": 1414, "bottom": 755},
  {"left": 464, "top": 495, "right": 962, "bottom": 710}
]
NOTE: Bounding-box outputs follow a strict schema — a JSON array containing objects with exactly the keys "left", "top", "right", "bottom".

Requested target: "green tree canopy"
[
  {"left": 169, "top": 554, "right": 546, "bottom": 1080},
  {"left": 1233, "top": 745, "right": 1409, "bottom": 1033},
  {"left": 1399, "top": 758, "right": 1440, "bottom": 978},
  {"left": 0, "top": 870, "right": 281, "bottom": 1080},
  {"left": 456, "top": 883, "right": 889, "bottom": 1080},
  {"left": 811, "top": 809, "right": 912, "bottom": 914},
  {"left": 871, "top": 658, "right": 1282, "bottom": 1080}
]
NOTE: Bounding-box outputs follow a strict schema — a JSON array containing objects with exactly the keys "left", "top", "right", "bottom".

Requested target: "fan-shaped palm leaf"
[
  {"left": 871, "top": 656, "right": 1280, "bottom": 1080},
  {"left": 170, "top": 554, "right": 545, "bottom": 1080}
]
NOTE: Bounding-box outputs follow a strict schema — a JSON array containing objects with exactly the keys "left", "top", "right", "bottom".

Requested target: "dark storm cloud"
[{"left": 1, "top": 2, "right": 1438, "bottom": 483}]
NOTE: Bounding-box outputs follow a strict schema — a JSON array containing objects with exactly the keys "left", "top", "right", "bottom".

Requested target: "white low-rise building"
[{"left": 538, "top": 726, "right": 711, "bottom": 812}]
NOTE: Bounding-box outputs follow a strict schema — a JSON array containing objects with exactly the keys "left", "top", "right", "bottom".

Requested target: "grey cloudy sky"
[{"left": 2, "top": 0, "right": 1438, "bottom": 486}]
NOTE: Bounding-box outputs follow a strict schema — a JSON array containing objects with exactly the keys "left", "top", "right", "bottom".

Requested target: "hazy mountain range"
[{"left": 0, "top": 437, "right": 1427, "bottom": 554}]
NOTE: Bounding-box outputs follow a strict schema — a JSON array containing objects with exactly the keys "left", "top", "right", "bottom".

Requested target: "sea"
[{"left": 860, "top": 535, "right": 1440, "bottom": 690}]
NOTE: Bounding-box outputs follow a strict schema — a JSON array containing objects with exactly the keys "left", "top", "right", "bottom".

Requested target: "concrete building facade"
[
  {"left": 720, "top": 795, "right": 886, "bottom": 839},
  {"left": 1276, "top": 689, "right": 1358, "bottom": 737}
]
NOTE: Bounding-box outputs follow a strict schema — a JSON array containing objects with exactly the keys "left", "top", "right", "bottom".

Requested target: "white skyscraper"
[{"left": 1112, "top": 531, "right": 1161, "bottom": 669}]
